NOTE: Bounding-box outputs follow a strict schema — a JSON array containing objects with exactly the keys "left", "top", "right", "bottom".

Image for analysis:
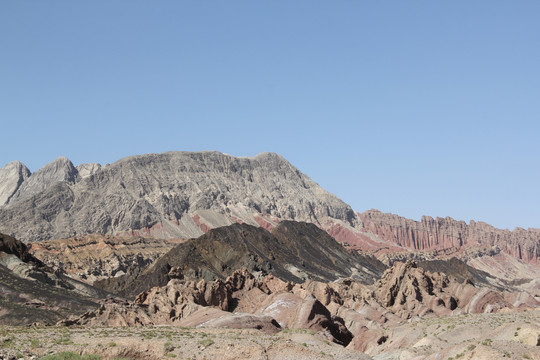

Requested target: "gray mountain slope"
[
  {"left": 76, "top": 163, "right": 102, "bottom": 178},
  {"left": 9, "top": 157, "right": 79, "bottom": 203},
  {"left": 0, "top": 151, "right": 357, "bottom": 242},
  {"left": 0, "top": 161, "right": 31, "bottom": 206}
]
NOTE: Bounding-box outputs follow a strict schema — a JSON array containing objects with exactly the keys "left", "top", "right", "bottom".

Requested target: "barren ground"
[{"left": 1, "top": 310, "right": 539, "bottom": 360}]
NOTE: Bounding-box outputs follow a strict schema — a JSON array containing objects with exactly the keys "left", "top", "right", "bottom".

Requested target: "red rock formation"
[
  {"left": 192, "top": 214, "right": 211, "bottom": 233},
  {"left": 359, "top": 210, "right": 540, "bottom": 264}
]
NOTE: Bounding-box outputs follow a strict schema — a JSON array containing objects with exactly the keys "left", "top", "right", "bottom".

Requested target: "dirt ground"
[
  {"left": 0, "top": 325, "right": 369, "bottom": 360},
  {"left": 0, "top": 310, "right": 539, "bottom": 360}
]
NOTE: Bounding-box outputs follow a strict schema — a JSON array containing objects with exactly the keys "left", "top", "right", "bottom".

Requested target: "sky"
[{"left": 1, "top": 1, "right": 539, "bottom": 230}]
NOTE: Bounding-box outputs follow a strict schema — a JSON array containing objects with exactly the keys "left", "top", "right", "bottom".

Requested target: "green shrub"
[
  {"left": 197, "top": 339, "right": 214, "bottom": 348},
  {"left": 39, "top": 352, "right": 102, "bottom": 360}
]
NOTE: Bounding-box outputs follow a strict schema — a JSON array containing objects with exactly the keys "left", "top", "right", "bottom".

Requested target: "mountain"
[
  {"left": 0, "top": 152, "right": 365, "bottom": 244},
  {"left": 95, "top": 221, "right": 386, "bottom": 298},
  {"left": 0, "top": 151, "right": 539, "bottom": 269}
]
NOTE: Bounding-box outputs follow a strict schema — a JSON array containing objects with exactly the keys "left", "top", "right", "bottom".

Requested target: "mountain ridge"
[
  {"left": 359, "top": 209, "right": 540, "bottom": 265},
  {"left": 0, "top": 151, "right": 359, "bottom": 243},
  {"left": 95, "top": 221, "right": 386, "bottom": 298},
  {"left": 0, "top": 151, "right": 539, "bottom": 266}
]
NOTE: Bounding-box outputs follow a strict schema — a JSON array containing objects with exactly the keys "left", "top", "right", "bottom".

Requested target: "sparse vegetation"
[
  {"left": 164, "top": 341, "right": 175, "bottom": 353},
  {"left": 0, "top": 335, "right": 14, "bottom": 348},
  {"left": 39, "top": 352, "right": 102, "bottom": 360},
  {"left": 281, "top": 328, "right": 315, "bottom": 335},
  {"left": 30, "top": 338, "right": 41, "bottom": 348},
  {"left": 54, "top": 332, "right": 74, "bottom": 345},
  {"left": 198, "top": 338, "right": 214, "bottom": 348}
]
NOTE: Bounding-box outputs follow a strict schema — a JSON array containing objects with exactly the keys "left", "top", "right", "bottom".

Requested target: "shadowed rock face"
[
  {"left": 0, "top": 232, "right": 111, "bottom": 325},
  {"left": 0, "top": 232, "right": 43, "bottom": 265},
  {"left": 94, "top": 221, "right": 386, "bottom": 298},
  {"left": 360, "top": 209, "right": 540, "bottom": 264}
]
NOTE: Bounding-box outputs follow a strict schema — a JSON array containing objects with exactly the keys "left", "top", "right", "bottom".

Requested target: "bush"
[{"left": 39, "top": 352, "right": 102, "bottom": 360}]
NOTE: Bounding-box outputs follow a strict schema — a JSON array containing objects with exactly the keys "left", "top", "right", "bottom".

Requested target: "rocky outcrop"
[
  {"left": 0, "top": 232, "right": 110, "bottom": 325},
  {"left": 0, "top": 232, "right": 43, "bottom": 265},
  {"left": 62, "top": 262, "right": 538, "bottom": 352},
  {"left": 76, "top": 163, "right": 101, "bottom": 178},
  {"left": 182, "top": 309, "right": 282, "bottom": 334},
  {"left": 94, "top": 221, "right": 386, "bottom": 298},
  {"left": 360, "top": 209, "right": 540, "bottom": 264},
  {"left": 373, "top": 261, "right": 460, "bottom": 318},
  {"left": 29, "top": 234, "right": 182, "bottom": 283},
  {"left": 0, "top": 161, "right": 30, "bottom": 206},
  {"left": 63, "top": 269, "right": 350, "bottom": 344},
  {"left": 372, "top": 260, "right": 540, "bottom": 318},
  {"left": 10, "top": 157, "right": 79, "bottom": 203}
]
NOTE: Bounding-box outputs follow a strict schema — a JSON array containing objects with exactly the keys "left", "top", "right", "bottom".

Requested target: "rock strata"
[
  {"left": 360, "top": 209, "right": 540, "bottom": 264},
  {"left": 0, "top": 152, "right": 358, "bottom": 243},
  {"left": 29, "top": 234, "right": 182, "bottom": 283}
]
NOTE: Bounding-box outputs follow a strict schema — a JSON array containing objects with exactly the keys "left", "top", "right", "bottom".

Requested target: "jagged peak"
[
  {"left": 1, "top": 160, "right": 31, "bottom": 174},
  {"left": 51, "top": 156, "right": 76, "bottom": 167},
  {"left": 35, "top": 156, "right": 78, "bottom": 177},
  {"left": 0, "top": 161, "right": 32, "bottom": 206},
  {"left": 54, "top": 156, "right": 70, "bottom": 162},
  {"left": 3, "top": 160, "right": 27, "bottom": 168}
]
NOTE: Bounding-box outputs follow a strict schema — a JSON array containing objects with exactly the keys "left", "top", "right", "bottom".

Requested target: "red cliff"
[{"left": 359, "top": 209, "right": 540, "bottom": 264}]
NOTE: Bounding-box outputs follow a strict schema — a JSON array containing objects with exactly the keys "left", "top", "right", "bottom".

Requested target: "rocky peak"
[
  {"left": 0, "top": 160, "right": 31, "bottom": 206},
  {"left": 374, "top": 261, "right": 440, "bottom": 309},
  {"left": 9, "top": 157, "right": 79, "bottom": 203},
  {"left": 76, "top": 163, "right": 102, "bottom": 178}
]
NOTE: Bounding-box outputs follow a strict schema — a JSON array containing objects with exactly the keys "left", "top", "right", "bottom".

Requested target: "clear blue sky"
[{"left": 1, "top": 1, "right": 539, "bottom": 230}]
